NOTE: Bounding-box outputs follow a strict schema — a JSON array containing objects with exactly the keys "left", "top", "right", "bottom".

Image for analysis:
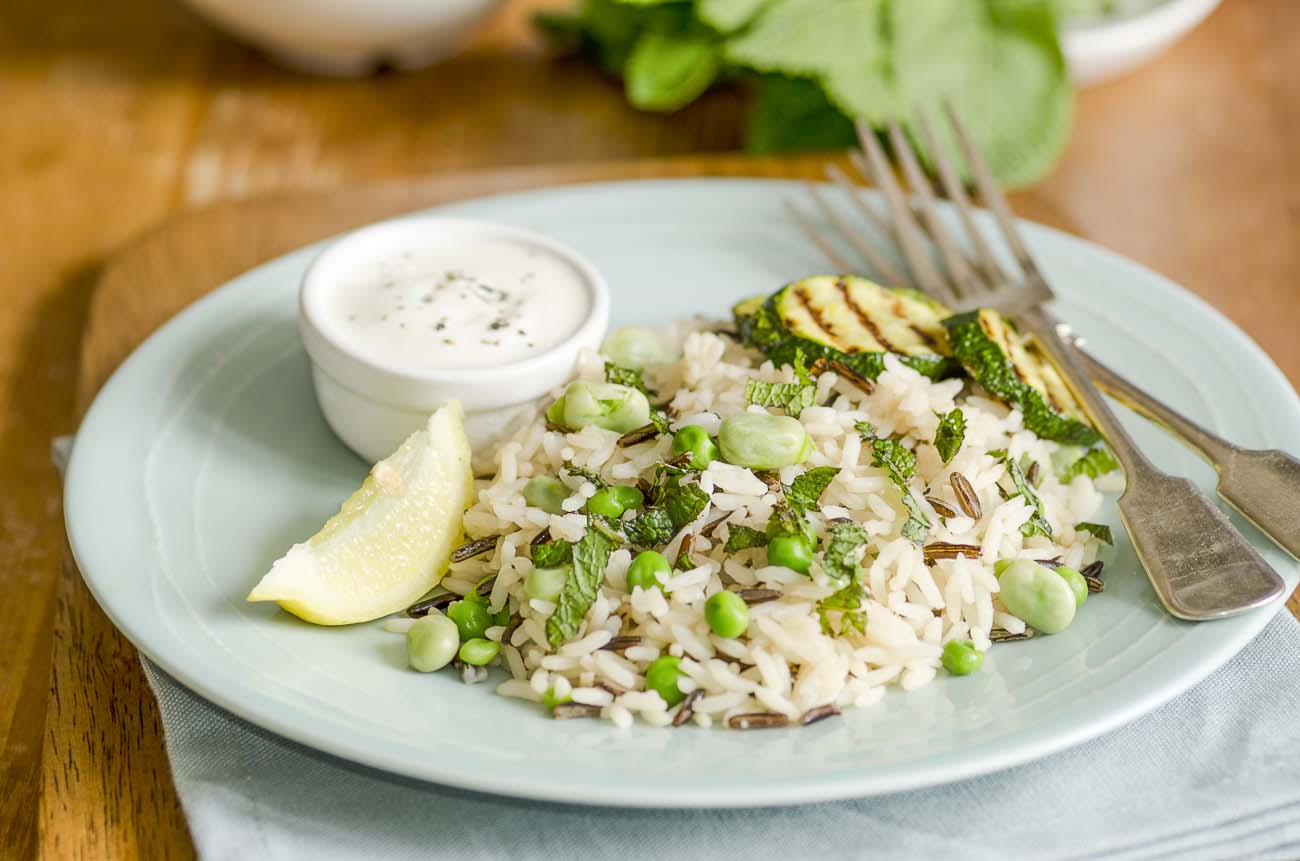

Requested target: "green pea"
[
  {"left": 561, "top": 381, "right": 651, "bottom": 433},
  {"left": 1056, "top": 565, "right": 1088, "bottom": 608},
  {"left": 540, "top": 686, "right": 572, "bottom": 709},
  {"left": 718, "top": 413, "right": 811, "bottom": 470},
  {"left": 491, "top": 604, "right": 513, "bottom": 627},
  {"left": 458, "top": 637, "right": 500, "bottom": 666},
  {"left": 524, "top": 565, "right": 570, "bottom": 603},
  {"left": 523, "top": 476, "right": 567, "bottom": 515},
  {"left": 705, "top": 590, "right": 750, "bottom": 638},
  {"left": 645, "top": 655, "right": 687, "bottom": 707},
  {"left": 671, "top": 425, "right": 720, "bottom": 469},
  {"left": 941, "top": 640, "right": 984, "bottom": 676},
  {"left": 602, "top": 326, "right": 676, "bottom": 369},
  {"left": 997, "top": 559, "right": 1077, "bottom": 634},
  {"left": 587, "top": 488, "right": 625, "bottom": 518},
  {"left": 627, "top": 550, "right": 671, "bottom": 592},
  {"left": 406, "top": 614, "right": 460, "bottom": 673},
  {"left": 446, "top": 599, "right": 491, "bottom": 641},
  {"left": 610, "top": 484, "right": 645, "bottom": 511},
  {"left": 767, "top": 534, "right": 813, "bottom": 575}
]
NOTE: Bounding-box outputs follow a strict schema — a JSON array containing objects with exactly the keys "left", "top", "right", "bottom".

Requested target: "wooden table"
[{"left": 5, "top": 0, "right": 1299, "bottom": 856}]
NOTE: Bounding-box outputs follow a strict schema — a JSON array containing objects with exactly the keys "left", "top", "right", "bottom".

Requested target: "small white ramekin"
[{"left": 299, "top": 216, "right": 609, "bottom": 463}]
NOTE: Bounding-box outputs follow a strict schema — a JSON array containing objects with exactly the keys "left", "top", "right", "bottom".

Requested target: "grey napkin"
[
  {"left": 139, "top": 614, "right": 1300, "bottom": 861},
  {"left": 55, "top": 437, "right": 1300, "bottom": 860}
]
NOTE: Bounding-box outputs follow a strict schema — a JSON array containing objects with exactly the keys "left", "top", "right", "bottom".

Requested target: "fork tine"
[
  {"left": 884, "top": 119, "right": 976, "bottom": 305},
  {"left": 824, "top": 164, "right": 895, "bottom": 242},
  {"left": 785, "top": 199, "right": 855, "bottom": 273},
  {"left": 913, "top": 109, "right": 1009, "bottom": 289},
  {"left": 941, "top": 102, "right": 1041, "bottom": 283},
  {"left": 811, "top": 174, "right": 909, "bottom": 286},
  {"left": 852, "top": 121, "right": 950, "bottom": 298}
]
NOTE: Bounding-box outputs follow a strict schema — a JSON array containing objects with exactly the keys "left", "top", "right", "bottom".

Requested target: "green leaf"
[
  {"left": 562, "top": 460, "right": 608, "bottom": 490},
  {"left": 996, "top": 451, "right": 1053, "bottom": 539},
  {"left": 532, "top": 539, "right": 574, "bottom": 569},
  {"left": 765, "top": 501, "right": 816, "bottom": 545},
  {"left": 626, "top": 32, "right": 723, "bottom": 112},
  {"left": 547, "top": 525, "right": 616, "bottom": 647},
  {"left": 623, "top": 507, "right": 675, "bottom": 546},
  {"left": 870, "top": 438, "right": 929, "bottom": 544},
  {"left": 888, "top": 0, "right": 1073, "bottom": 188},
  {"left": 1075, "top": 521, "right": 1113, "bottom": 545},
  {"left": 698, "top": 0, "right": 770, "bottom": 31},
  {"left": 1059, "top": 446, "right": 1120, "bottom": 482},
  {"left": 745, "top": 378, "right": 817, "bottom": 417},
  {"left": 747, "top": 76, "right": 858, "bottom": 154},
  {"left": 787, "top": 466, "right": 840, "bottom": 514},
  {"left": 649, "top": 408, "right": 672, "bottom": 435},
  {"left": 724, "top": 524, "right": 769, "bottom": 553},
  {"left": 854, "top": 420, "right": 878, "bottom": 441},
  {"left": 726, "top": 0, "right": 896, "bottom": 122},
  {"left": 817, "top": 578, "right": 868, "bottom": 636},
  {"left": 605, "top": 362, "right": 651, "bottom": 395},
  {"left": 820, "top": 521, "right": 867, "bottom": 589},
  {"left": 934, "top": 408, "right": 966, "bottom": 464},
  {"left": 663, "top": 479, "right": 710, "bottom": 529}
]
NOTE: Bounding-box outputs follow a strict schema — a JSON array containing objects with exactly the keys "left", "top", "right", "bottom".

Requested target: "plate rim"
[{"left": 65, "top": 176, "right": 1299, "bottom": 808}]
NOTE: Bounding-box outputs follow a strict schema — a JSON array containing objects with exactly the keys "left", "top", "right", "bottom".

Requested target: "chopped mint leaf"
[
  {"left": 854, "top": 420, "right": 878, "bottom": 441},
  {"left": 820, "top": 521, "right": 867, "bottom": 589},
  {"left": 532, "top": 539, "right": 573, "bottom": 569},
  {"left": 745, "top": 378, "right": 817, "bottom": 417},
  {"left": 870, "top": 437, "right": 928, "bottom": 544},
  {"left": 663, "top": 479, "right": 710, "bottom": 530},
  {"left": 547, "top": 525, "right": 616, "bottom": 647},
  {"left": 996, "top": 451, "right": 1053, "bottom": 539},
  {"left": 1059, "top": 446, "right": 1120, "bottom": 482},
  {"left": 787, "top": 466, "right": 840, "bottom": 515},
  {"left": 562, "top": 460, "right": 608, "bottom": 490},
  {"left": 817, "top": 579, "right": 868, "bottom": 637},
  {"left": 724, "top": 524, "right": 769, "bottom": 553},
  {"left": 934, "top": 408, "right": 966, "bottom": 463},
  {"left": 605, "top": 362, "right": 651, "bottom": 396},
  {"left": 623, "top": 507, "right": 675, "bottom": 546},
  {"left": 1076, "top": 521, "right": 1113, "bottom": 545},
  {"left": 765, "top": 500, "right": 816, "bottom": 545},
  {"left": 649, "top": 408, "right": 672, "bottom": 435}
]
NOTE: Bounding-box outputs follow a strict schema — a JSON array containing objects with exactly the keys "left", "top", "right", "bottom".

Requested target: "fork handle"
[
  {"left": 1076, "top": 347, "right": 1300, "bottom": 563},
  {"left": 1015, "top": 305, "right": 1285, "bottom": 620}
]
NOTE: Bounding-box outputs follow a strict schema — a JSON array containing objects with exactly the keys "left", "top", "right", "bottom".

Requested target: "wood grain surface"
[{"left": 5, "top": 0, "right": 1300, "bottom": 856}]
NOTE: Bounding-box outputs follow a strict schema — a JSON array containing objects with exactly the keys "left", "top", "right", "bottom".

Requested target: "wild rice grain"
[
  {"left": 926, "top": 496, "right": 958, "bottom": 518},
  {"left": 452, "top": 536, "right": 499, "bottom": 563},
  {"left": 553, "top": 703, "right": 603, "bottom": 720},
  {"left": 800, "top": 704, "right": 841, "bottom": 726},
  {"left": 672, "top": 688, "right": 704, "bottom": 727},
  {"left": 950, "top": 472, "right": 982, "bottom": 519},
  {"left": 727, "top": 712, "right": 789, "bottom": 730}
]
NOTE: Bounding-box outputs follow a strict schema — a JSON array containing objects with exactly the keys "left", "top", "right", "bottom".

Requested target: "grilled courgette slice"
[
  {"left": 734, "top": 275, "right": 959, "bottom": 381},
  {"left": 942, "top": 309, "right": 1100, "bottom": 446}
]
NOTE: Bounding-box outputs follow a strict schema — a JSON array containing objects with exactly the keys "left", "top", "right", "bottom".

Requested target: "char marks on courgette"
[
  {"left": 942, "top": 309, "right": 1100, "bottom": 447},
  {"left": 734, "top": 275, "right": 959, "bottom": 381}
]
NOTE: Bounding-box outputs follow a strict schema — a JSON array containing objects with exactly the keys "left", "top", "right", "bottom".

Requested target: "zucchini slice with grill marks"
[
  {"left": 943, "top": 308, "right": 1100, "bottom": 446},
  {"left": 734, "top": 275, "right": 959, "bottom": 381}
]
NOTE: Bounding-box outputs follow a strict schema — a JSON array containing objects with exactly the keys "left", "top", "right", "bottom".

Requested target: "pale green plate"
[{"left": 65, "top": 179, "right": 1299, "bottom": 807}]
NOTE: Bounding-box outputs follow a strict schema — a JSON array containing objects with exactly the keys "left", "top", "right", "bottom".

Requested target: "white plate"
[{"left": 65, "top": 179, "right": 1298, "bottom": 807}]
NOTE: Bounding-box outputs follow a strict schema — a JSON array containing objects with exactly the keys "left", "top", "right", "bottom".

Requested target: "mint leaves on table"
[{"left": 536, "top": 0, "right": 1074, "bottom": 187}]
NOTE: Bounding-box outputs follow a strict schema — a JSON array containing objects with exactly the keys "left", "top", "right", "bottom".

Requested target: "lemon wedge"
[{"left": 247, "top": 403, "right": 473, "bottom": 625}]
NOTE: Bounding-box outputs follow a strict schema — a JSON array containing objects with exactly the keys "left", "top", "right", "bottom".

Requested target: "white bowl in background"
[
  {"left": 1063, "top": 0, "right": 1222, "bottom": 87},
  {"left": 299, "top": 216, "right": 610, "bottom": 463},
  {"left": 182, "top": 0, "right": 504, "bottom": 76}
]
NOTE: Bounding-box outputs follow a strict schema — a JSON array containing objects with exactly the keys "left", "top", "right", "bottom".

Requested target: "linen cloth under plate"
[{"left": 52, "top": 437, "right": 1300, "bottom": 860}]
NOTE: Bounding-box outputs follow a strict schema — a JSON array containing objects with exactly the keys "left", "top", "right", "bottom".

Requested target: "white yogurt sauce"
[{"left": 329, "top": 237, "right": 592, "bottom": 370}]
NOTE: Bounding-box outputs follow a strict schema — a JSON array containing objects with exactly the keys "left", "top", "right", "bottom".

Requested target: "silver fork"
[{"left": 790, "top": 107, "right": 1286, "bottom": 621}]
